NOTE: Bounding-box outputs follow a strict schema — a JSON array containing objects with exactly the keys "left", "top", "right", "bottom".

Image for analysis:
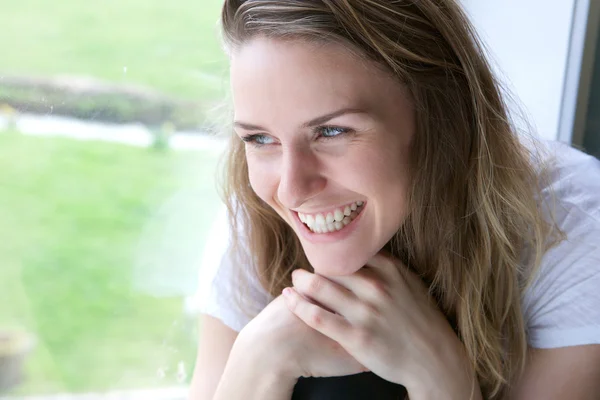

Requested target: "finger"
[
  {"left": 328, "top": 268, "right": 394, "bottom": 307},
  {"left": 291, "top": 269, "right": 357, "bottom": 317},
  {"left": 366, "top": 252, "right": 418, "bottom": 285},
  {"left": 365, "top": 252, "right": 403, "bottom": 282},
  {"left": 367, "top": 252, "right": 429, "bottom": 297},
  {"left": 282, "top": 287, "right": 352, "bottom": 342}
]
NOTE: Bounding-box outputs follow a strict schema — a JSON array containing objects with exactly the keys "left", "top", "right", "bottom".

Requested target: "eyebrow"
[{"left": 233, "top": 107, "right": 369, "bottom": 132}]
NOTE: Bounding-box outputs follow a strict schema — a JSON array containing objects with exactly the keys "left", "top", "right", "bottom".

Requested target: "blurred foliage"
[
  {"left": 0, "top": 83, "right": 206, "bottom": 130},
  {"left": 0, "top": 0, "right": 228, "bottom": 127}
]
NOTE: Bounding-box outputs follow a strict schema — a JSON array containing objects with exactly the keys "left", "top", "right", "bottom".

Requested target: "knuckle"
[
  {"left": 364, "top": 277, "right": 392, "bottom": 302},
  {"left": 352, "top": 327, "right": 374, "bottom": 348},
  {"left": 356, "top": 302, "right": 381, "bottom": 323},
  {"left": 306, "top": 274, "right": 325, "bottom": 295},
  {"left": 308, "top": 307, "right": 325, "bottom": 327}
]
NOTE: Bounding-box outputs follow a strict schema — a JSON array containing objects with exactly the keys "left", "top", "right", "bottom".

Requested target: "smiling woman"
[
  {"left": 231, "top": 38, "right": 413, "bottom": 275},
  {"left": 190, "top": 1, "right": 600, "bottom": 400}
]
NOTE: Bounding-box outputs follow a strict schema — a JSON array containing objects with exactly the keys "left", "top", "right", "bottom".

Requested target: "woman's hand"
[
  {"left": 235, "top": 293, "right": 368, "bottom": 381},
  {"left": 283, "top": 252, "right": 481, "bottom": 399}
]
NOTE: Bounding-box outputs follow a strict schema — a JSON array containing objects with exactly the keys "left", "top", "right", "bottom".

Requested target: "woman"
[{"left": 190, "top": 0, "right": 600, "bottom": 399}]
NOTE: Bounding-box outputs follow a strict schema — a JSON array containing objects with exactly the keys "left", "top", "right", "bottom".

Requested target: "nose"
[{"left": 277, "top": 145, "right": 326, "bottom": 209}]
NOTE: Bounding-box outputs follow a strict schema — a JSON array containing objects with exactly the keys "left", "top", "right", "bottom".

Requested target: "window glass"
[{"left": 0, "top": 0, "right": 226, "bottom": 396}]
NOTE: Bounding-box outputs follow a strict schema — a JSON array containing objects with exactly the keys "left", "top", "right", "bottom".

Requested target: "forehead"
[{"left": 230, "top": 37, "right": 401, "bottom": 123}]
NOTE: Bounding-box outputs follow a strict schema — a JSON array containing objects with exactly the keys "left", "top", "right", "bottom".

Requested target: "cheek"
[
  {"left": 338, "top": 148, "right": 409, "bottom": 196},
  {"left": 246, "top": 156, "right": 278, "bottom": 204}
]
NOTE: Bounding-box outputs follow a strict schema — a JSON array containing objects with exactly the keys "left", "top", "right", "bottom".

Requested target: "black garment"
[{"left": 292, "top": 372, "right": 407, "bottom": 399}]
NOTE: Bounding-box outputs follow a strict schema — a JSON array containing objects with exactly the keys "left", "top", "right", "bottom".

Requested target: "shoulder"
[
  {"left": 538, "top": 140, "right": 600, "bottom": 217},
  {"left": 522, "top": 139, "right": 600, "bottom": 348},
  {"left": 535, "top": 140, "right": 600, "bottom": 252},
  {"left": 194, "top": 206, "right": 273, "bottom": 332}
]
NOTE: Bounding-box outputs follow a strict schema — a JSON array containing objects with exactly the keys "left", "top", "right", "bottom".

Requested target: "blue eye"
[
  {"left": 317, "top": 126, "right": 350, "bottom": 139},
  {"left": 241, "top": 134, "right": 275, "bottom": 147}
]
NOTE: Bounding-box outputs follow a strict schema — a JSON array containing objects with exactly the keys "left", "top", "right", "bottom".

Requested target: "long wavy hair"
[{"left": 218, "top": 0, "right": 564, "bottom": 398}]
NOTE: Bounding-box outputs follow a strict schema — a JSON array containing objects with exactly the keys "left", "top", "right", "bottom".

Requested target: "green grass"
[
  {"left": 0, "top": 0, "right": 229, "bottom": 100},
  {"left": 0, "top": 131, "right": 222, "bottom": 394},
  {"left": 0, "top": 0, "right": 229, "bottom": 393}
]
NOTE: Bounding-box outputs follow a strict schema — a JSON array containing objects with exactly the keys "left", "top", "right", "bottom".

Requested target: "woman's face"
[{"left": 230, "top": 37, "right": 415, "bottom": 276}]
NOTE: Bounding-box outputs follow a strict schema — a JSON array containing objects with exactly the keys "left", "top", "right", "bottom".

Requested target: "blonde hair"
[{"left": 219, "top": 1, "right": 564, "bottom": 398}]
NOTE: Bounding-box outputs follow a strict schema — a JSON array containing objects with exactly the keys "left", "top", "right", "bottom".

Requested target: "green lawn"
[
  {"left": 0, "top": 131, "right": 222, "bottom": 394},
  {"left": 0, "top": 0, "right": 229, "bottom": 393},
  {"left": 0, "top": 0, "right": 228, "bottom": 100}
]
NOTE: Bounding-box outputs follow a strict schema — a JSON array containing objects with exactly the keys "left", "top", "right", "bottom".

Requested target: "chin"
[{"left": 305, "top": 248, "right": 370, "bottom": 277}]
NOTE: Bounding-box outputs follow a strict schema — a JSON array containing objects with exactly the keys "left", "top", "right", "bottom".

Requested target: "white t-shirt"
[{"left": 196, "top": 140, "right": 600, "bottom": 349}]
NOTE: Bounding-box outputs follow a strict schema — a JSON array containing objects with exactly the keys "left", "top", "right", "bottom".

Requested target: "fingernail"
[{"left": 282, "top": 287, "right": 292, "bottom": 297}]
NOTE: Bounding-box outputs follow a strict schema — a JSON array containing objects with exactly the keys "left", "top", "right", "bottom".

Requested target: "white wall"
[{"left": 460, "top": 0, "right": 576, "bottom": 141}]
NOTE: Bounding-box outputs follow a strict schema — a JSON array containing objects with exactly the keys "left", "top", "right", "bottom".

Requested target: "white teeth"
[
  {"left": 315, "top": 214, "right": 325, "bottom": 225},
  {"left": 326, "top": 213, "right": 334, "bottom": 224},
  {"left": 299, "top": 201, "right": 365, "bottom": 234}
]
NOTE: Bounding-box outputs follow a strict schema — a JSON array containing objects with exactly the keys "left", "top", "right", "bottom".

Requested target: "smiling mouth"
[{"left": 297, "top": 201, "right": 365, "bottom": 234}]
